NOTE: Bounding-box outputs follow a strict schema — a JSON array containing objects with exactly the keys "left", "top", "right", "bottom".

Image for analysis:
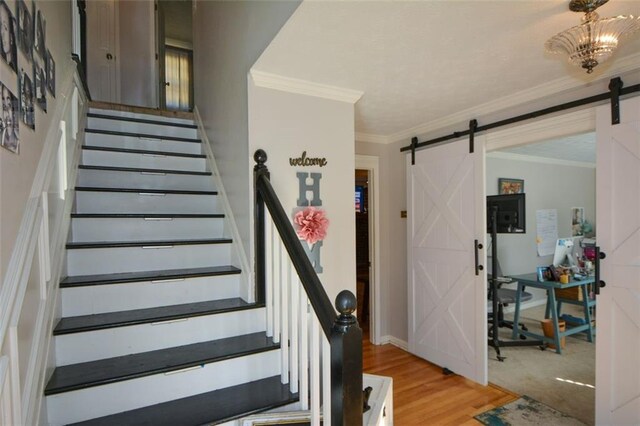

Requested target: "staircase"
[{"left": 44, "top": 107, "right": 298, "bottom": 425}]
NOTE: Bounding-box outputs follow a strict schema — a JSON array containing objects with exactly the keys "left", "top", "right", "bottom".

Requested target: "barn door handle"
[
  {"left": 474, "top": 240, "right": 484, "bottom": 275},
  {"left": 595, "top": 246, "right": 606, "bottom": 295}
]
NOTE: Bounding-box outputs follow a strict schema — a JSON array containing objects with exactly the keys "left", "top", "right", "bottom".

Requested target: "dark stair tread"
[
  {"left": 71, "top": 213, "right": 225, "bottom": 219},
  {"left": 66, "top": 238, "right": 232, "bottom": 249},
  {"left": 85, "top": 128, "right": 201, "bottom": 143},
  {"left": 82, "top": 145, "right": 206, "bottom": 158},
  {"left": 79, "top": 164, "right": 212, "bottom": 176},
  {"left": 87, "top": 112, "right": 198, "bottom": 129},
  {"left": 69, "top": 376, "right": 298, "bottom": 426},
  {"left": 54, "top": 298, "right": 262, "bottom": 335},
  {"left": 45, "top": 332, "right": 278, "bottom": 395},
  {"left": 60, "top": 265, "right": 241, "bottom": 287},
  {"left": 75, "top": 186, "right": 218, "bottom": 195}
]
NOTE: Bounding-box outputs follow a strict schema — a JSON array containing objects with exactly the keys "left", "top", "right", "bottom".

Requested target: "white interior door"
[
  {"left": 87, "top": 0, "right": 119, "bottom": 103},
  {"left": 596, "top": 96, "right": 640, "bottom": 425},
  {"left": 407, "top": 137, "right": 487, "bottom": 384}
]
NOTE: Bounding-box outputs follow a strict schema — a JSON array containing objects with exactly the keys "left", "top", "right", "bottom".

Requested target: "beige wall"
[
  {"left": 192, "top": 0, "right": 300, "bottom": 261},
  {"left": 1, "top": 0, "right": 72, "bottom": 286},
  {"left": 355, "top": 140, "right": 408, "bottom": 342},
  {"left": 250, "top": 82, "right": 356, "bottom": 305}
]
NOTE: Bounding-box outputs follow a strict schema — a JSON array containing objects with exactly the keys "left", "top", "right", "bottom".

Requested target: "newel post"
[
  {"left": 331, "top": 290, "right": 363, "bottom": 426},
  {"left": 254, "top": 149, "right": 269, "bottom": 304}
]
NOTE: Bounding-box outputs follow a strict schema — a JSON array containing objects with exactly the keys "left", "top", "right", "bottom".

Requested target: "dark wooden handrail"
[{"left": 253, "top": 149, "right": 362, "bottom": 425}]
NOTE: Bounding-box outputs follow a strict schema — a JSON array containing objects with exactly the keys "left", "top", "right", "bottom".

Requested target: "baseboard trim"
[{"left": 379, "top": 335, "right": 408, "bottom": 351}]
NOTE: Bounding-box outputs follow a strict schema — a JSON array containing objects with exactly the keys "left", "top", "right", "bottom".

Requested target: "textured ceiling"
[
  {"left": 254, "top": 1, "right": 640, "bottom": 141},
  {"left": 501, "top": 132, "right": 596, "bottom": 164}
]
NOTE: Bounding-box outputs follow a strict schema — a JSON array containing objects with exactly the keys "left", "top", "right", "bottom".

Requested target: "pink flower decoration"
[{"left": 294, "top": 207, "right": 329, "bottom": 245}]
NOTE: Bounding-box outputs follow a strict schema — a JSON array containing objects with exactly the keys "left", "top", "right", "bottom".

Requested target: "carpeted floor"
[{"left": 488, "top": 304, "right": 595, "bottom": 425}]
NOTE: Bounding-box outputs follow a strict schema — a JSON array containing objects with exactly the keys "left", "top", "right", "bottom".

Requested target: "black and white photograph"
[
  {"left": 34, "top": 8, "right": 44, "bottom": 59},
  {"left": 19, "top": 68, "right": 34, "bottom": 129},
  {"left": 46, "top": 48, "right": 54, "bottom": 96},
  {"left": 33, "top": 60, "right": 45, "bottom": 112},
  {"left": 0, "top": 1, "right": 17, "bottom": 73},
  {"left": 1, "top": 82, "right": 19, "bottom": 153},
  {"left": 16, "top": 0, "right": 32, "bottom": 61}
]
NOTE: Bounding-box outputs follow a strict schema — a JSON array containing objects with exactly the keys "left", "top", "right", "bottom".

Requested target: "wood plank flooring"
[{"left": 363, "top": 337, "right": 518, "bottom": 425}]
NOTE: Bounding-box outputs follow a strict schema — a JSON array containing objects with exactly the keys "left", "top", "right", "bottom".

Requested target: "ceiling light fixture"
[{"left": 545, "top": 0, "right": 640, "bottom": 73}]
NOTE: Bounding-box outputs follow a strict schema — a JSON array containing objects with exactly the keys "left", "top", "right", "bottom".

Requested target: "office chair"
[{"left": 488, "top": 285, "right": 533, "bottom": 338}]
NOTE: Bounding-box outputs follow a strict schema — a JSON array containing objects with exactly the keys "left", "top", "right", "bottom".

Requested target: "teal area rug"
[{"left": 475, "top": 395, "right": 586, "bottom": 425}]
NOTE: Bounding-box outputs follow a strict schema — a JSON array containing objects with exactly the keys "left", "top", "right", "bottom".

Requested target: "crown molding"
[
  {"left": 487, "top": 151, "right": 595, "bottom": 169},
  {"left": 250, "top": 70, "right": 364, "bottom": 104},
  {"left": 355, "top": 132, "right": 391, "bottom": 144},
  {"left": 378, "top": 52, "right": 640, "bottom": 145}
]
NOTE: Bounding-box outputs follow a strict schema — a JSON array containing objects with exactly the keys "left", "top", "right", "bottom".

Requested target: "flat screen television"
[{"left": 486, "top": 193, "right": 526, "bottom": 234}]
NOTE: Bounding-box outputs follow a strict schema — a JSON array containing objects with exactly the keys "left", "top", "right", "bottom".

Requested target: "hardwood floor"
[{"left": 363, "top": 336, "right": 517, "bottom": 425}]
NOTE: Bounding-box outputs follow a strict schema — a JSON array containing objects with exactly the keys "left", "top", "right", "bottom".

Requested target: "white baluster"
[
  {"left": 265, "top": 215, "right": 273, "bottom": 337},
  {"left": 322, "top": 335, "right": 331, "bottom": 424},
  {"left": 290, "top": 270, "right": 299, "bottom": 393},
  {"left": 280, "top": 252, "right": 289, "bottom": 384},
  {"left": 310, "top": 313, "right": 320, "bottom": 426},
  {"left": 272, "top": 235, "right": 281, "bottom": 344},
  {"left": 299, "top": 293, "right": 309, "bottom": 410}
]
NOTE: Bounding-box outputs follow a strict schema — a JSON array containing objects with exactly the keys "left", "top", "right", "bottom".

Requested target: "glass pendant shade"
[{"left": 545, "top": 11, "right": 640, "bottom": 73}]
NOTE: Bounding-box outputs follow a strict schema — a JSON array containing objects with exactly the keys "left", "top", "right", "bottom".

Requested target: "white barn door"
[
  {"left": 407, "top": 138, "right": 487, "bottom": 384},
  {"left": 596, "top": 96, "right": 640, "bottom": 425}
]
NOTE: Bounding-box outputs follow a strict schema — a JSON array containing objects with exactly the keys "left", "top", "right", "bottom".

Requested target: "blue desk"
[{"left": 508, "top": 273, "right": 596, "bottom": 354}]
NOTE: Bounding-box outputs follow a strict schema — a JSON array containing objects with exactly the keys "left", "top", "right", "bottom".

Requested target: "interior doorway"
[
  {"left": 485, "top": 132, "right": 597, "bottom": 425},
  {"left": 355, "top": 155, "right": 380, "bottom": 344}
]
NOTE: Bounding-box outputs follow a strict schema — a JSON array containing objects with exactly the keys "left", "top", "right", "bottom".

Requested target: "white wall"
[
  {"left": 249, "top": 81, "right": 356, "bottom": 304},
  {"left": 355, "top": 140, "right": 408, "bottom": 342},
  {"left": 118, "top": 0, "right": 157, "bottom": 108},
  {"left": 192, "top": 0, "right": 300, "bottom": 262},
  {"left": 486, "top": 153, "right": 596, "bottom": 302},
  {"left": 1, "top": 0, "right": 72, "bottom": 286}
]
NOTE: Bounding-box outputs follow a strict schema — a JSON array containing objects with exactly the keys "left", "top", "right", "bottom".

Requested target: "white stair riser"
[
  {"left": 74, "top": 192, "right": 218, "bottom": 214},
  {"left": 77, "top": 168, "right": 215, "bottom": 191},
  {"left": 82, "top": 150, "right": 207, "bottom": 171},
  {"left": 55, "top": 308, "right": 267, "bottom": 365},
  {"left": 85, "top": 132, "right": 202, "bottom": 155},
  {"left": 66, "top": 244, "right": 232, "bottom": 275},
  {"left": 61, "top": 275, "right": 241, "bottom": 316},
  {"left": 46, "top": 350, "right": 280, "bottom": 425},
  {"left": 71, "top": 217, "right": 225, "bottom": 242},
  {"left": 88, "top": 117, "right": 198, "bottom": 139},
  {"left": 89, "top": 108, "right": 195, "bottom": 125}
]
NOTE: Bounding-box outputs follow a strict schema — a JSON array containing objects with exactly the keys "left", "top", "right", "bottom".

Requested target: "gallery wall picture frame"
[
  {"left": 33, "top": 60, "right": 45, "bottom": 112},
  {"left": 498, "top": 178, "right": 524, "bottom": 195},
  {"left": 16, "top": 0, "right": 33, "bottom": 61},
  {"left": 0, "top": 0, "right": 18, "bottom": 73},
  {"left": 19, "top": 67, "right": 34, "bottom": 129},
  {"left": 0, "top": 81, "right": 20, "bottom": 153},
  {"left": 34, "top": 8, "right": 44, "bottom": 59},
  {"left": 45, "top": 48, "right": 54, "bottom": 97}
]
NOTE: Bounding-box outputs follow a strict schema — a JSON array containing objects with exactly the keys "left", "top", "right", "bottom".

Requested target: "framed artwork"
[
  {"left": 16, "top": 0, "right": 33, "bottom": 61},
  {"left": 0, "top": 81, "right": 20, "bottom": 153},
  {"left": 498, "top": 178, "right": 524, "bottom": 194},
  {"left": 19, "top": 68, "right": 34, "bottom": 129},
  {"left": 34, "top": 9, "right": 44, "bottom": 59},
  {"left": 45, "top": 48, "right": 54, "bottom": 96},
  {"left": 0, "top": 1, "right": 17, "bottom": 73},
  {"left": 33, "top": 60, "right": 45, "bottom": 112}
]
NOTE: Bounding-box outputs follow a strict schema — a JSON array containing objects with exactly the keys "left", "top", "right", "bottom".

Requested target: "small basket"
[{"left": 555, "top": 286, "right": 583, "bottom": 301}]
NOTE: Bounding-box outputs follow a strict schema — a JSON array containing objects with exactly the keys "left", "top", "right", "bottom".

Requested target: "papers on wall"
[{"left": 536, "top": 209, "right": 558, "bottom": 257}]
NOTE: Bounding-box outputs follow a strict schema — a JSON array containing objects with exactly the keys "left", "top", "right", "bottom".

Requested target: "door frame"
[{"left": 355, "top": 155, "right": 381, "bottom": 345}]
